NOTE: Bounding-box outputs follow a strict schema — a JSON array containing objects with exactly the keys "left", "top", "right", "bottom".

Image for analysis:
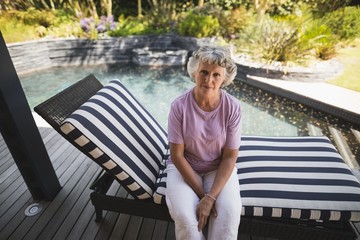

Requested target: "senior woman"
[{"left": 166, "top": 45, "right": 242, "bottom": 240}]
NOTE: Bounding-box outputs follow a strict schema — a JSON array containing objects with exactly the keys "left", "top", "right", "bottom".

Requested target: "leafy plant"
[
  {"left": 108, "top": 16, "right": 162, "bottom": 36},
  {"left": 177, "top": 12, "right": 220, "bottom": 38},
  {"left": 300, "top": 19, "right": 337, "bottom": 60},
  {"left": 304, "top": 0, "right": 351, "bottom": 17},
  {"left": 250, "top": 18, "right": 300, "bottom": 62},
  {"left": 0, "top": 16, "right": 40, "bottom": 43},
  {"left": 221, "top": 6, "right": 255, "bottom": 38},
  {"left": 145, "top": 0, "right": 177, "bottom": 32},
  {"left": 19, "top": 8, "right": 57, "bottom": 27},
  {"left": 324, "top": 6, "right": 360, "bottom": 40},
  {"left": 208, "top": 0, "right": 241, "bottom": 10},
  {"left": 0, "top": 8, "right": 80, "bottom": 42}
]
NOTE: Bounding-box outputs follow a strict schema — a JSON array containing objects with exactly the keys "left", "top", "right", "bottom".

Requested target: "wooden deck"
[{"left": 1, "top": 118, "right": 360, "bottom": 239}]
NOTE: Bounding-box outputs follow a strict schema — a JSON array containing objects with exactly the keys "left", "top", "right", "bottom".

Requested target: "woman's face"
[{"left": 194, "top": 61, "right": 225, "bottom": 96}]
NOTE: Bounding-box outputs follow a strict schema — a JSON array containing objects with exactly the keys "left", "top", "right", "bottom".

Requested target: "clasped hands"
[{"left": 196, "top": 194, "right": 217, "bottom": 231}]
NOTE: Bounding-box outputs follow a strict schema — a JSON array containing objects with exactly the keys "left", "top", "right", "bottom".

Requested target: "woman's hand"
[{"left": 196, "top": 195, "right": 217, "bottom": 231}]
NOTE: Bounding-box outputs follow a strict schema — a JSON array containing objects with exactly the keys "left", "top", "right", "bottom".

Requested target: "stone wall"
[
  {"left": 7, "top": 35, "right": 342, "bottom": 82},
  {"left": 7, "top": 39, "right": 52, "bottom": 74},
  {"left": 235, "top": 57, "right": 343, "bottom": 82},
  {"left": 7, "top": 35, "right": 219, "bottom": 76}
]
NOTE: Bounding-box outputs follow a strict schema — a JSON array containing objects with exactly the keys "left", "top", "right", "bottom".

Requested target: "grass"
[
  {"left": 327, "top": 41, "right": 360, "bottom": 92},
  {"left": 0, "top": 18, "right": 40, "bottom": 43}
]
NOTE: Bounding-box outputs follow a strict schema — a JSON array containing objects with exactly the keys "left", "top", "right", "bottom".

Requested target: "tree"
[
  {"left": 138, "top": 0, "right": 142, "bottom": 17},
  {"left": 101, "top": 0, "right": 112, "bottom": 16},
  {"left": 254, "top": 0, "right": 267, "bottom": 24},
  {"left": 253, "top": 0, "right": 288, "bottom": 24}
]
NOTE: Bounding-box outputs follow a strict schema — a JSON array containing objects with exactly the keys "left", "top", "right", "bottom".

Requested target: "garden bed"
[{"left": 7, "top": 35, "right": 343, "bottom": 83}]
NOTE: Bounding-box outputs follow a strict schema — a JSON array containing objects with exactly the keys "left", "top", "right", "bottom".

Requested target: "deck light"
[{"left": 24, "top": 203, "right": 43, "bottom": 216}]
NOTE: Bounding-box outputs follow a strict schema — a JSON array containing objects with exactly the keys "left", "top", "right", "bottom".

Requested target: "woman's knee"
[
  {"left": 217, "top": 200, "right": 241, "bottom": 221},
  {"left": 171, "top": 208, "right": 198, "bottom": 226}
]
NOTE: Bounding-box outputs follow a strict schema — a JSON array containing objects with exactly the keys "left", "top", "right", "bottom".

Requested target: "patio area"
[
  {"left": 0, "top": 122, "right": 177, "bottom": 240},
  {"left": 1, "top": 33, "right": 360, "bottom": 240},
  {"left": 0, "top": 113, "right": 359, "bottom": 240}
]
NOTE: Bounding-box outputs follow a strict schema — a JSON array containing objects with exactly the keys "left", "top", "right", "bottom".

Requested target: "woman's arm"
[
  {"left": 207, "top": 148, "right": 238, "bottom": 198},
  {"left": 170, "top": 142, "right": 205, "bottom": 199},
  {"left": 196, "top": 148, "right": 238, "bottom": 231}
]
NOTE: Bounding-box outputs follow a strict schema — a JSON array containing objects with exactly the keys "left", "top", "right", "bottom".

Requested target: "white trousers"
[{"left": 166, "top": 164, "right": 242, "bottom": 240}]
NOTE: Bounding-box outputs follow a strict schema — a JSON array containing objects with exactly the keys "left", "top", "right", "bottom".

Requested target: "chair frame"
[{"left": 34, "top": 74, "right": 358, "bottom": 240}]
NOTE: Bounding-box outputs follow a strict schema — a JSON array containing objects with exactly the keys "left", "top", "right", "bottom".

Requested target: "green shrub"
[
  {"left": 235, "top": 14, "right": 341, "bottom": 63},
  {"left": 315, "top": 42, "right": 336, "bottom": 60},
  {"left": 144, "top": 0, "right": 177, "bottom": 33},
  {"left": 300, "top": 19, "right": 337, "bottom": 60},
  {"left": 324, "top": 6, "right": 360, "bottom": 40},
  {"left": 109, "top": 17, "right": 145, "bottom": 36},
  {"left": 178, "top": 12, "right": 220, "bottom": 38},
  {"left": 47, "top": 22, "right": 83, "bottom": 38},
  {"left": 0, "top": 9, "right": 80, "bottom": 42},
  {"left": 109, "top": 17, "right": 162, "bottom": 37},
  {"left": 246, "top": 18, "right": 300, "bottom": 62},
  {"left": 19, "top": 8, "right": 57, "bottom": 27},
  {"left": 217, "top": 6, "right": 255, "bottom": 38},
  {"left": 310, "top": 0, "right": 350, "bottom": 18},
  {"left": 0, "top": 17, "right": 39, "bottom": 43}
]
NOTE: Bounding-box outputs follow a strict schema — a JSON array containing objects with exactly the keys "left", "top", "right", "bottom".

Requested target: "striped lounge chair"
[{"left": 34, "top": 74, "right": 360, "bottom": 240}]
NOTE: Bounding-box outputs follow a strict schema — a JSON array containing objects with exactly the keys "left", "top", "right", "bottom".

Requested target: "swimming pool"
[{"left": 19, "top": 63, "right": 359, "bottom": 167}]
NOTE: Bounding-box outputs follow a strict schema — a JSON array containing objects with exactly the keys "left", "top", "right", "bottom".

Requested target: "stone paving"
[{"left": 247, "top": 75, "right": 360, "bottom": 121}]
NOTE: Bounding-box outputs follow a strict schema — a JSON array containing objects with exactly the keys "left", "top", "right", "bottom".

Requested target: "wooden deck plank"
[
  {"left": 80, "top": 182, "right": 126, "bottom": 240},
  {"left": 0, "top": 143, "right": 82, "bottom": 239},
  {"left": 42, "top": 132, "right": 62, "bottom": 152},
  {"left": 51, "top": 167, "right": 102, "bottom": 239},
  {"left": 122, "top": 216, "right": 143, "bottom": 239},
  {"left": 37, "top": 162, "right": 101, "bottom": 239},
  {"left": 22, "top": 153, "right": 91, "bottom": 239},
  {"left": 0, "top": 174, "right": 28, "bottom": 213},
  {"left": 64, "top": 199, "right": 95, "bottom": 240},
  {"left": 0, "top": 155, "right": 17, "bottom": 185},
  {"left": 165, "top": 222, "right": 176, "bottom": 240},
  {"left": 8, "top": 152, "right": 87, "bottom": 239},
  {"left": 0, "top": 167, "right": 22, "bottom": 204},
  {"left": 152, "top": 220, "right": 170, "bottom": 240},
  {"left": 0, "top": 142, "right": 10, "bottom": 160},
  {"left": 101, "top": 213, "right": 130, "bottom": 240},
  {"left": 0, "top": 191, "right": 32, "bottom": 237},
  {"left": 94, "top": 187, "right": 130, "bottom": 240},
  {"left": 137, "top": 218, "right": 156, "bottom": 239},
  {"left": 0, "top": 153, "right": 14, "bottom": 175},
  {"left": 0, "top": 143, "right": 77, "bottom": 210},
  {"left": 43, "top": 132, "right": 66, "bottom": 155}
]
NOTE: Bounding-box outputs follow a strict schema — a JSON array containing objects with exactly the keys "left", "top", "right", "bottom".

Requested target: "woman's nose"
[{"left": 204, "top": 74, "right": 212, "bottom": 83}]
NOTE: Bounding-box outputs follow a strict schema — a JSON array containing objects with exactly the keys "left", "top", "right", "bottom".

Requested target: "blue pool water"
[
  {"left": 20, "top": 64, "right": 298, "bottom": 136},
  {"left": 19, "top": 63, "right": 359, "bottom": 166}
]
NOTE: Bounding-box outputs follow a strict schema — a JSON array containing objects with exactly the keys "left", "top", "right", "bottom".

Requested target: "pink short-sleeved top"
[{"left": 167, "top": 88, "right": 242, "bottom": 174}]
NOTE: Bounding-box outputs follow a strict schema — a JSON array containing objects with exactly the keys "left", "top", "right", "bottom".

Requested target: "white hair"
[{"left": 187, "top": 45, "right": 237, "bottom": 87}]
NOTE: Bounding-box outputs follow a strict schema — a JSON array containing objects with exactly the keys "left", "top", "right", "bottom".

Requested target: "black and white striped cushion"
[
  {"left": 60, "top": 80, "right": 168, "bottom": 199},
  {"left": 153, "top": 136, "right": 360, "bottom": 221}
]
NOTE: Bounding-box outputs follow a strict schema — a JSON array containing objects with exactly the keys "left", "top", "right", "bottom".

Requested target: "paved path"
[{"left": 246, "top": 75, "right": 360, "bottom": 125}]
